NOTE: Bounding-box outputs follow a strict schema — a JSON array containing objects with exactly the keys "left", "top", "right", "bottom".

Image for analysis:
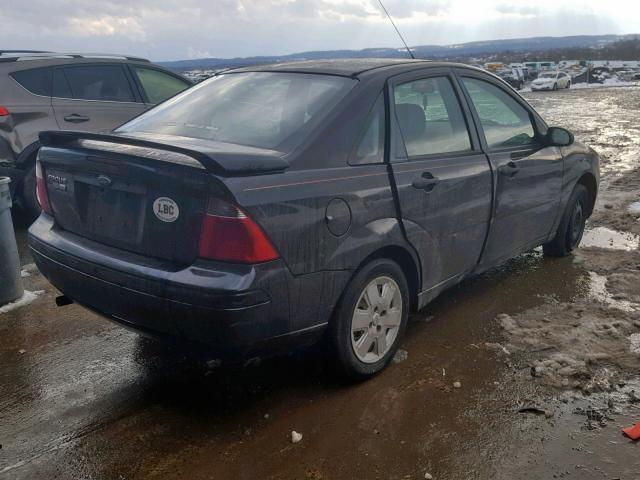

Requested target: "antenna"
[{"left": 377, "top": 0, "right": 415, "bottom": 59}]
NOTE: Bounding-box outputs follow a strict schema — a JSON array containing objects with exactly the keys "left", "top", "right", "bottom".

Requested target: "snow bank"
[
  {"left": 571, "top": 79, "right": 638, "bottom": 89},
  {"left": 0, "top": 290, "right": 44, "bottom": 314}
]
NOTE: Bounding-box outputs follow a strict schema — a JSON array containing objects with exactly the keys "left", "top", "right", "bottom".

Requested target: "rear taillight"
[
  {"left": 0, "top": 106, "right": 8, "bottom": 116},
  {"left": 35, "top": 160, "right": 52, "bottom": 215},
  {"left": 198, "top": 197, "right": 279, "bottom": 263}
]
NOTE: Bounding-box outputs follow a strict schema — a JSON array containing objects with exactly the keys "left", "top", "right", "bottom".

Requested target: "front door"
[
  {"left": 458, "top": 74, "right": 563, "bottom": 267},
  {"left": 52, "top": 64, "right": 147, "bottom": 132},
  {"left": 389, "top": 70, "right": 493, "bottom": 292}
]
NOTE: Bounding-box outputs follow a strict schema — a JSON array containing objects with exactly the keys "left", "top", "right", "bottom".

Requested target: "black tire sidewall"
[
  {"left": 330, "top": 258, "right": 409, "bottom": 380},
  {"left": 564, "top": 187, "right": 589, "bottom": 251},
  {"left": 544, "top": 184, "right": 589, "bottom": 257}
]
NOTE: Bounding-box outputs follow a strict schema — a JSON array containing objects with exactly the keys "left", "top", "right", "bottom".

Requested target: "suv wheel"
[
  {"left": 329, "top": 258, "right": 409, "bottom": 380},
  {"left": 21, "top": 164, "right": 41, "bottom": 219},
  {"left": 543, "top": 184, "right": 589, "bottom": 257}
]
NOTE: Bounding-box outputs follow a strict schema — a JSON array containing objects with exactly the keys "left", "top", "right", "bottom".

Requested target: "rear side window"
[
  {"left": 132, "top": 67, "right": 189, "bottom": 104},
  {"left": 351, "top": 94, "right": 385, "bottom": 165},
  {"left": 461, "top": 77, "right": 536, "bottom": 149},
  {"left": 61, "top": 65, "right": 135, "bottom": 102},
  {"left": 393, "top": 76, "right": 471, "bottom": 158},
  {"left": 10, "top": 68, "right": 53, "bottom": 96}
]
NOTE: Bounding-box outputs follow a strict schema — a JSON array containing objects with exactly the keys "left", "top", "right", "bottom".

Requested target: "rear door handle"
[
  {"left": 498, "top": 161, "right": 519, "bottom": 177},
  {"left": 63, "top": 114, "right": 90, "bottom": 123},
  {"left": 412, "top": 172, "right": 440, "bottom": 192}
]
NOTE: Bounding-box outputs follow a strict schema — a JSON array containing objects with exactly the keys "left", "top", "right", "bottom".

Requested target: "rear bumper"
[{"left": 28, "top": 215, "right": 323, "bottom": 357}]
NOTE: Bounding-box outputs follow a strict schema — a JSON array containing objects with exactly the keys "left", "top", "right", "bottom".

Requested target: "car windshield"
[
  {"left": 538, "top": 73, "right": 556, "bottom": 79},
  {"left": 118, "top": 72, "right": 356, "bottom": 152}
]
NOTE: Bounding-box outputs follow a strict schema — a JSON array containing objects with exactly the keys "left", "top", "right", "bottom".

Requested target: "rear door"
[
  {"left": 52, "top": 64, "right": 147, "bottom": 132},
  {"left": 457, "top": 72, "right": 563, "bottom": 267},
  {"left": 389, "top": 69, "right": 493, "bottom": 292}
]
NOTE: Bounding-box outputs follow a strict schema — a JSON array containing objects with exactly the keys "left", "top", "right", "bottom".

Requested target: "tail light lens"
[
  {"left": 0, "top": 106, "right": 8, "bottom": 116},
  {"left": 198, "top": 197, "right": 279, "bottom": 263},
  {"left": 35, "top": 160, "right": 52, "bottom": 215}
]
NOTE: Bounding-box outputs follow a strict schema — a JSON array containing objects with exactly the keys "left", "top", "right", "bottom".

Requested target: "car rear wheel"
[
  {"left": 328, "top": 258, "right": 409, "bottom": 380},
  {"left": 543, "top": 184, "right": 589, "bottom": 257},
  {"left": 553, "top": 82, "right": 558, "bottom": 91},
  {"left": 566, "top": 81, "right": 571, "bottom": 89},
  {"left": 20, "top": 163, "right": 41, "bottom": 219}
]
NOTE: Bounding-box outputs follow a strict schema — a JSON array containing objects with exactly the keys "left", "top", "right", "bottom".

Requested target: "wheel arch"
[{"left": 354, "top": 245, "right": 421, "bottom": 312}]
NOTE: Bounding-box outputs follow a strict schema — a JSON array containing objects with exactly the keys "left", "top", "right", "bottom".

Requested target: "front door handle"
[
  {"left": 63, "top": 114, "right": 90, "bottom": 123},
  {"left": 412, "top": 172, "right": 440, "bottom": 192},
  {"left": 498, "top": 161, "right": 519, "bottom": 177}
]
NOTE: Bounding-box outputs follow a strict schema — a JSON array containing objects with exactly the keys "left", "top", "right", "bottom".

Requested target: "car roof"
[{"left": 228, "top": 58, "right": 484, "bottom": 78}]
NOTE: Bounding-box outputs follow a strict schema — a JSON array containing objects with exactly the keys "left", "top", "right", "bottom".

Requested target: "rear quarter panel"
[{"left": 225, "top": 164, "right": 413, "bottom": 330}]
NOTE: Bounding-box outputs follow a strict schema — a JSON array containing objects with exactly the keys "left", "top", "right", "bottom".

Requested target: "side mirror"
[{"left": 545, "top": 126, "right": 574, "bottom": 147}]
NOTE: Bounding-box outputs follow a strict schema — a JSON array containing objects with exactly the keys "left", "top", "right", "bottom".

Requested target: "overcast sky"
[{"left": 1, "top": 0, "right": 638, "bottom": 61}]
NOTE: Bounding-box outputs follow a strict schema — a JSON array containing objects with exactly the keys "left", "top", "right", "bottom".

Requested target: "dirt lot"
[{"left": 1, "top": 85, "right": 640, "bottom": 480}]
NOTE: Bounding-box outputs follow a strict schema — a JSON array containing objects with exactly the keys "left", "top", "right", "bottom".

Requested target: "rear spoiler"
[{"left": 38, "top": 131, "right": 289, "bottom": 176}]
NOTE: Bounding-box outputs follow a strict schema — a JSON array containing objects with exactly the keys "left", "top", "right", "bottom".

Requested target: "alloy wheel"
[{"left": 350, "top": 276, "right": 403, "bottom": 364}]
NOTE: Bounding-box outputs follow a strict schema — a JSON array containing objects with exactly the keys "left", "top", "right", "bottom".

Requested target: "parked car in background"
[
  {"left": 0, "top": 52, "right": 192, "bottom": 216},
  {"left": 531, "top": 71, "right": 571, "bottom": 91},
  {"left": 524, "top": 61, "right": 557, "bottom": 79},
  {"left": 497, "top": 67, "right": 525, "bottom": 90},
  {"left": 30, "top": 59, "right": 599, "bottom": 379}
]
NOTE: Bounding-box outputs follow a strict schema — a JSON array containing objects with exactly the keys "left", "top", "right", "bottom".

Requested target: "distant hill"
[{"left": 159, "top": 34, "right": 638, "bottom": 71}]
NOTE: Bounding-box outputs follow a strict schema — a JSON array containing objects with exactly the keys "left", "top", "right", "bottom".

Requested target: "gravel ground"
[{"left": 1, "top": 85, "right": 639, "bottom": 480}]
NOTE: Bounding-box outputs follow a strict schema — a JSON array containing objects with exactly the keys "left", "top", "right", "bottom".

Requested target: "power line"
[{"left": 377, "top": 0, "right": 415, "bottom": 60}]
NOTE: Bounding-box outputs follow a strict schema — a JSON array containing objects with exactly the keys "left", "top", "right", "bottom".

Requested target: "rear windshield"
[{"left": 118, "top": 72, "right": 355, "bottom": 152}]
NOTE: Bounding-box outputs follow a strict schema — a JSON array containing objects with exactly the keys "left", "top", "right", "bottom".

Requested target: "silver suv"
[{"left": 0, "top": 51, "right": 191, "bottom": 216}]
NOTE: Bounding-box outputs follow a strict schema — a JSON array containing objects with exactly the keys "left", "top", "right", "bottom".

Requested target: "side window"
[
  {"left": 461, "top": 77, "right": 537, "bottom": 149},
  {"left": 393, "top": 76, "right": 471, "bottom": 158},
  {"left": 10, "top": 68, "right": 53, "bottom": 96},
  {"left": 351, "top": 94, "right": 385, "bottom": 165},
  {"left": 53, "top": 69, "right": 72, "bottom": 98},
  {"left": 62, "top": 65, "right": 135, "bottom": 102},
  {"left": 132, "top": 67, "right": 189, "bottom": 104}
]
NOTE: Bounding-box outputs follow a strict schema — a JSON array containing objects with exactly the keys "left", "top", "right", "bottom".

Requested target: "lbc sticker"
[{"left": 153, "top": 197, "right": 179, "bottom": 223}]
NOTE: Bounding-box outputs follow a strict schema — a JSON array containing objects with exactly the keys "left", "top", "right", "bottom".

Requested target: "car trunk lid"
[{"left": 37, "top": 131, "right": 287, "bottom": 265}]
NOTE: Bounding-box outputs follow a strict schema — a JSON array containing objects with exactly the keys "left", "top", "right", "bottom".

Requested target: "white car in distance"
[{"left": 531, "top": 71, "right": 571, "bottom": 91}]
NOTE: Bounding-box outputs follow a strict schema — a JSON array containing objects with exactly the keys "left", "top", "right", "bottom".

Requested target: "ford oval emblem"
[{"left": 97, "top": 175, "right": 113, "bottom": 187}]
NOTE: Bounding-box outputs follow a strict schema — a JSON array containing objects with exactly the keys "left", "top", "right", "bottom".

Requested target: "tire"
[
  {"left": 566, "top": 81, "right": 571, "bottom": 89},
  {"left": 543, "top": 184, "right": 589, "bottom": 257},
  {"left": 20, "top": 163, "right": 41, "bottom": 219},
  {"left": 328, "top": 258, "right": 409, "bottom": 380},
  {"left": 553, "top": 82, "right": 558, "bottom": 91}
]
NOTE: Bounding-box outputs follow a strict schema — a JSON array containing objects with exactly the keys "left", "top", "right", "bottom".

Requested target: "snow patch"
[
  {"left": 588, "top": 272, "right": 637, "bottom": 312},
  {"left": 628, "top": 202, "right": 640, "bottom": 216},
  {"left": 580, "top": 227, "right": 639, "bottom": 251},
  {"left": 571, "top": 79, "right": 638, "bottom": 89},
  {"left": 0, "top": 290, "right": 44, "bottom": 314}
]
